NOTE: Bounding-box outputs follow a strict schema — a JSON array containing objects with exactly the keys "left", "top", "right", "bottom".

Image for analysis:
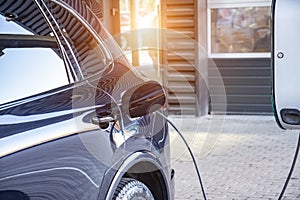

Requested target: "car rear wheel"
[{"left": 113, "top": 178, "right": 154, "bottom": 200}]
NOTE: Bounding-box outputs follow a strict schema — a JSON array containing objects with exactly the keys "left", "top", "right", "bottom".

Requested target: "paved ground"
[{"left": 168, "top": 115, "right": 300, "bottom": 200}]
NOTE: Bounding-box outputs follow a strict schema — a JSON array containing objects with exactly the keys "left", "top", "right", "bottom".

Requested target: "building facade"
[{"left": 102, "top": 0, "right": 272, "bottom": 115}]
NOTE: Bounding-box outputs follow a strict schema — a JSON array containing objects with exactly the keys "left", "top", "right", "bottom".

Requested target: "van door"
[{"left": 272, "top": 0, "right": 300, "bottom": 129}]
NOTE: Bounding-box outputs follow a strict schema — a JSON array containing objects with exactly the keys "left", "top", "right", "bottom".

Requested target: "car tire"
[{"left": 113, "top": 178, "right": 154, "bottom": 200}]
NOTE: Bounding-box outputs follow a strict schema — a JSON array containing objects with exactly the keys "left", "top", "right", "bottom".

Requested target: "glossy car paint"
[{"left": 0, "top": 0, "right": 173, "bottom": 199}]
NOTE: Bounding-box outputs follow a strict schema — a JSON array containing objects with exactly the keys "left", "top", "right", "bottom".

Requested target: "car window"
[{"left": 0, "top": 14, "right": 69, "bottom": 105}]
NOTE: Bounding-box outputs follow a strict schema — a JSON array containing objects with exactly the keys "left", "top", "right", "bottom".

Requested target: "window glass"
[
  {"left": 210, "top": 6, "right": 270, "bottom": 54},
  {"left": 0, "top": 13, "right": 68, "bottom": 104}
]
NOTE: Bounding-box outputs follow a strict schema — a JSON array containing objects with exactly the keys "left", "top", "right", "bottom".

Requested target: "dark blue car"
[{"left": 0, "top": 0, "right": 174, "bottom": 199}]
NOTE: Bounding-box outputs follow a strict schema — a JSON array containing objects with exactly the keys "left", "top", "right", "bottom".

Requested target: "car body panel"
[{"left": 0, "top": 0, "right": 173, "bottom": 199}]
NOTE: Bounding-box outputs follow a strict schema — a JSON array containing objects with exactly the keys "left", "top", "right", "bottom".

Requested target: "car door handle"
[{"left": 91, "top": 115, "right": 116, "bottom": 125}]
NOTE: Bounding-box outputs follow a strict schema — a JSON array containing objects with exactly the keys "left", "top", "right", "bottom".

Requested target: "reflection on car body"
[{"left": 0, "top": 0, "right": 174, "bottom": 199}]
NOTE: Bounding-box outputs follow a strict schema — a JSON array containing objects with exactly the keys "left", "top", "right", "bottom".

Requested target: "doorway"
[{"left": 119, "top": 0, "right": 161, "bottom": 81}]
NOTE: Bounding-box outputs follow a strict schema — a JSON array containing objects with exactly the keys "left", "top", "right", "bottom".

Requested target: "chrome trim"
[
  {"left": 91, "top": 115, "right": 116, "bottom": 125},
  {"left": 61, "top": 47, "right": 79, "bottom": 82},
  {"left": 37, "top": 0, "right": 84, "bottom": 80},
  {"left": 33, "top": 0, "right": 80, "bottom": 81}
]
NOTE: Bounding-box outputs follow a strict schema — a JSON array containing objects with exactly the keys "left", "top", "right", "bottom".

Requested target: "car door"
[
  {"left": 272, "top": 0, "right": 300, "bottom": 129},
  {"left": 0, "top": 1, "right": 121, "bottom": 199},
  {"left": 0, "top": 85, "right": 116, "bottom": 199}
]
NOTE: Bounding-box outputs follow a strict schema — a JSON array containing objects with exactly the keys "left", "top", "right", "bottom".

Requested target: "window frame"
[
  {"left": 207, "top": 0, "right": 272, "bottom": 58},
  {"left": 0, "top": 0, "right": 114, "bottom": 105},
  {"left": 45, "top": 0, "right": 114, "bottom": 80},
  {"left": 0, "top": 7, "right": 73, "bottom": 105}
]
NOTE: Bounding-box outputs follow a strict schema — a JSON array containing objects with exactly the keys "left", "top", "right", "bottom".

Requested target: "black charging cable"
[
  {"left": 278, "top": 132, "right": 300, "bottom": 200},
  {"left": 156, "top": 112, "right": 207, "bottom": 200},
  {"left": 157, "top": 112, "right": 300, "bottom": 200}
]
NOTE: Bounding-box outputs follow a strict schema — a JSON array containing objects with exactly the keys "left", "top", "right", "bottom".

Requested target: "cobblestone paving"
[{"left": 169, "top": 115, "right": 300, "bottom": 200}]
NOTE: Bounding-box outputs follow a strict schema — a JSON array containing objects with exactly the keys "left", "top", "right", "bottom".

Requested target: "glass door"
[{"left": 119, "top": 0, "right": 161, "bottom": 81}]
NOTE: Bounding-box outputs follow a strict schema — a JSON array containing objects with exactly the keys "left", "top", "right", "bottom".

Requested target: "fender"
[{"left": 103, "top": 151, "right": 171, "bottom": 200}]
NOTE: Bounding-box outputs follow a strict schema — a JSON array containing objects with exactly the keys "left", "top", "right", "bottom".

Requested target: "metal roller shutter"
[
  {"left": 209, "top": 58, "right": 272, "bottom": 114},
  {"left": 161, "top": 0, "right": 199, "bottom": 115}
]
